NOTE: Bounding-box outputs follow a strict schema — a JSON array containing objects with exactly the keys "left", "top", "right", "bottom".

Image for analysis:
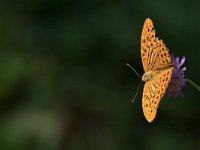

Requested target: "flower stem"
[{"left": 186, "top": 78, "right": 200, "bottom": 92}]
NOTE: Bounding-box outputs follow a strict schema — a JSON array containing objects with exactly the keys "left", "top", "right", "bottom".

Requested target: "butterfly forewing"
[{"left": 141, "top": 18, "right": 156, "bottom": 72}]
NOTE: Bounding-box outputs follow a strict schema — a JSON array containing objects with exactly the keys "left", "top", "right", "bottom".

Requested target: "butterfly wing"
[
  {"left": 141, "top": 18, "right": 156, "bottom": 72},
  {"left": 142, "top": 67, "right": 173, "bottom": 122},
  {"left": 141, "top": 18, "right": 173, "bottom": 72}
]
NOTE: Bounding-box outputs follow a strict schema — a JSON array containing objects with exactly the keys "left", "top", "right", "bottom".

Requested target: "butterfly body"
[
  {"left": 142, "top": 71, "right": 154, "bottom": 82},
  {"left": 142, "top": 65, "right": 174, "bottom": 82},
  {"left": 140, "top": 18, "right": 174, "bottom": 122}
]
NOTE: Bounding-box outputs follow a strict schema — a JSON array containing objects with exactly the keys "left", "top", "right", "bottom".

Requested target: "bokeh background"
[{"left": 0, "top": 0, "right": 200, "bottom": 150}]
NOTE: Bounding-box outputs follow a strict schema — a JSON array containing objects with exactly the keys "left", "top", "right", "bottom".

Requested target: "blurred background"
[{"left": 0, "top": 0, "right": 200, "bottom": 150}]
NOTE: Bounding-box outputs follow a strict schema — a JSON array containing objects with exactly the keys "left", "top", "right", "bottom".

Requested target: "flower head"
[{"left": 166, "top": 54, "right": 186, "bottom": 98}]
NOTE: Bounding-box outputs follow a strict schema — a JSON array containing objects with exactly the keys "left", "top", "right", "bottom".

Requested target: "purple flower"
[{"left": 166, "top": 54, "right": 186, "bottom": 98}]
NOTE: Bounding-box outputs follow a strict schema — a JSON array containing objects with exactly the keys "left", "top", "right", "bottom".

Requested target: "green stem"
[{"left": 186, "top": 78, "right": 200, "bottom": 92}]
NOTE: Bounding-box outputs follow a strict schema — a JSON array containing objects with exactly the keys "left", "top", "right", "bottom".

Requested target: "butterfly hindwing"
[{"left": 151, "top": 39, "right": 172, "bottom": 70}]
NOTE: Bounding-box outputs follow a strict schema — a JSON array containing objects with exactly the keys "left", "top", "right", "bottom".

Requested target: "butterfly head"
[{"left": 142, "top": 71, "right": 153, "bottom": 82}]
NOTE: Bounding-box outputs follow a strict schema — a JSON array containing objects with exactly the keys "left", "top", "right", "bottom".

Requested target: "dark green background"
[{"left": 0, "top": 0, "right": 199, "bottom": 150}]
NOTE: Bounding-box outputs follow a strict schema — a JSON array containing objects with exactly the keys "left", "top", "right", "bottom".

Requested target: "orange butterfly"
[{"left": 139, "top": 18, "right": 174, "bottom": 122}]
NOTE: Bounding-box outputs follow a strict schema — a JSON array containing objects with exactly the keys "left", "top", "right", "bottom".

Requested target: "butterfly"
[{"left": 140, "top": 18, "right": 174, "bottom": 122}]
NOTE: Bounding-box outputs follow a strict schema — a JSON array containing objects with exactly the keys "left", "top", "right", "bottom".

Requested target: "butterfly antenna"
[
  {"left": 127, "top": 63, "right": 141, "bottom": 78},
  {"left": 132, "top": 81, "right": 142, "bottom": 102}
]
